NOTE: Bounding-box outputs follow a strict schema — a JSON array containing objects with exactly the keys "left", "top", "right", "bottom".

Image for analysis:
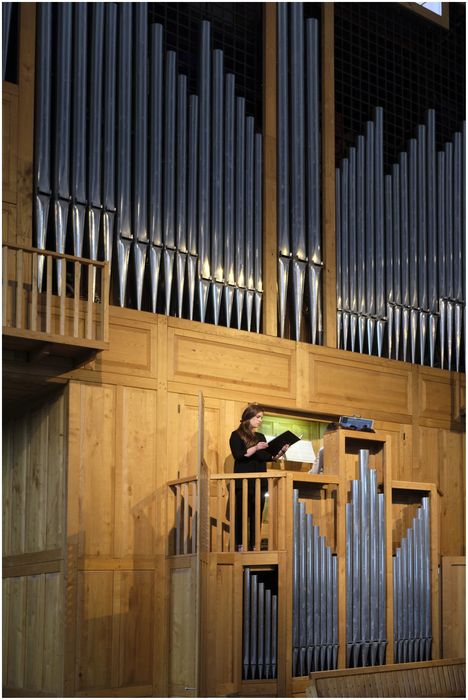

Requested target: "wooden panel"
[
  {"left": 75, "top": 384, "right": 116, "bottom": 557},
  {"left": 306, "top": 658, "right": 466, "bottom": 698},
  {"left": 2, "top": 422, "right": 13, "bottom": 554},
  {"left": 25, "top": 407, "right": 48, "bottom": 552},
  {"left": 10, "top": 420, "right": 29, "bottom": 555},
  {"left": 117, "top": 571, "right": 154, "bottom": 688},
  {"left": 3, "top": 578, "right": 10, "bottom": 679},
  {"left": 6, "top": 576, "right": 27, "bottom": 689},
  {"left": 2, "top": 202, "right": 17, "bottom": 248},
  {"left": 46, "top": 394, "right": 66, "bottom": 549},
  {"left": 413, "top": 426, "right": 440, "bottom": 487},
  {"left": 213, "top": 563, "right": 236, "bottom": 694},
  {"left": 418, "top": 368, "right": 465, "bottom": 426},
  {"left": 167, "top": 394, "right": 222, "bottom": 481},
  {"left": 441, "top": 557, "right": 465, "bottom": 659},
  {"left": 169, "top": 564, "right": 197, "bottom": 696},
  {"left": 310, "top": 353, "right": 412, "bottom": 419},
  {"left": 93, "top": 309, "right": 157, "bottom": 378},
  {"left": 24, "top": 575, "right": 45, "bottom": 690},
  {"left": 168, "top": 325, "right": 295, "bottom": 401},
  {"left": 114, "top": 387, "right": 157, "bottom": 559},
  {"left": 43, "top": 572, "right": 64, "bottom": 695},
  {"left": 2, "top": 84, "right": 18, "bottom": 206},
  {"left": 439, "top": 430, "right": 465, "bottom": 556},
  {"left": 76, "top": 571, "right": 114, "bottom": 691}
]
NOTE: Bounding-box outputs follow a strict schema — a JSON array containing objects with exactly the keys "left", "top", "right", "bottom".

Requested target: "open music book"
[{"left": 265, "top": 430, "right": 302, "bottom": 457}]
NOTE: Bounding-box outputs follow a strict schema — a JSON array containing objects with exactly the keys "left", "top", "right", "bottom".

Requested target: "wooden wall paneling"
[
  {"left": 441, "top": 556, "right": 466, "bottom": 658},
  {"left": 206, "top": 560, "right": 237, "bottom": 696},
  {"left": 78, "top": 383, "right": 116, "bottom": 558},
  {"left": 46, "top": 392, "right": 66, "bottom": 550},
  {"left": 417, "top": 366, "right": 465, "bottom": 429},
  {"left": 10, "top": 418, "right": 29, "bottom": 555},
  {"left": 24, "top": 574, "right": 45, "bottom": 690},
  {"left": 439, "top": 429, "right": 465, "bottom": 557},
  {"left": 413, "top": 426, "right": 440, "bottom": 488},
  {"left": 16, "top": 3, "right": 36, "bottom": 248},
  {"left": 64, "top": 383, "right": 80, "bottom": 697},
  {"left": 167, "top": 322, "right": 296, "bottom": 405},
  {"left": 43, "top": 572, "right": 64, "bottom": 695},
  {"left": 2, "top": 422, "right": 13, "bottom": 554},
  {"left": 75, "top": 571, "right": 114, "bottom": 692},
  {"left": 25, "top": 406, "right": 48, "bottom": 553},
  {"left": 309, "top": 351, "right": 412, "bottom": 422},
  {"left": 263, "top": 2, "right": 278, "bottom": 338},
  {"left": 117, "top": 571, "right": 154, "bottom": 688},
  {"left": 114, "top": 386, "right": 158, "bottom": 559},
  {"left": 153, "top": 315, "right": 170, "bottom": 697},
  {"left": 2, "top": 83, "right": 18, "bottom": 208},
  {"left": 2, "top": 202, "right": 17, "bottom": 250},
  {"left": 6, "top": 575, "right": 27, "bottom": 689},
  {"left": 2, "top": 579, "right": 11, "bottom": 683},
  {"left": 321, "top": 3, "right": 337, "bottom": 349},
  {"left": 169, "top": 561, "right": 197, "bottom": 697}
]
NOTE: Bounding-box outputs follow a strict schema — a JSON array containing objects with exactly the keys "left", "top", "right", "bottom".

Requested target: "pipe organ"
[
  {"left": 336, "top": 107, "right": 466, "bottom": 371},
  {"left": 243, "top": 569, "right": 278, "bottom": 681},
  {"left": 277, "top": 3, "right": 322, "bottom": 343},
  {"left": 33, "top": 3, "right": 263, "bottom": 330}
]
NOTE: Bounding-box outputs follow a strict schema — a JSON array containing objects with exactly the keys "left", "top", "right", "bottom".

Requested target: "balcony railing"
[
  {"left": 2, "top": 244, "right": 109, "bottom": 352},
  {"left": 168, "top": 472, "right": 287, "bottom": 555}
]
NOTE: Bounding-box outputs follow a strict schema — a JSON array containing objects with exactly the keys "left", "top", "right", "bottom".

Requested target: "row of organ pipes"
[
  {"left": 243, "top": 569, "right": 278, "bottom": 680},
  {"left": 336, "top": 107, "right": 465, "bottom": 370},
  {"left": 33, "top": 3, "right": 263, "bottom": 330},
  {"left": 277, "top": 4, "right": 322, "bottom": 344},
  {"left": 393, "top": 497, "right": 432, "bottom": 663}
]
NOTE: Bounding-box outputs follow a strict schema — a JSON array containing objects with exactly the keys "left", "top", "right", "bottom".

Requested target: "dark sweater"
[{"left": 229, "top": 430, "right": 272, "bottom": 473}]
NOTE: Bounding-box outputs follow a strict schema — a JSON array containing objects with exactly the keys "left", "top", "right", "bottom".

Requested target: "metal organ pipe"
[{"left": 292, "top": 489, "right": 338, "bottom": 676}]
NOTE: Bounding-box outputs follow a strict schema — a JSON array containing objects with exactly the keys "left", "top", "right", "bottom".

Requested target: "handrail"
[{"left": 3, "top": 243, "right": 107, "bottom": 267}]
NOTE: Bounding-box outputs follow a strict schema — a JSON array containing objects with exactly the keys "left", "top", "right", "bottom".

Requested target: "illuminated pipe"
[
  {"left": 399, "top": 152, "right": 410, "bottom": 362},
  {"left": 134, "top": 4, "right": 148, "bottom": 243},
  {"left": 245, "top": 117, "right": 255, "bottom": 331},
  {"left": 348, "top": 148, "right": 357, "bottom": 352},
  {"left": 408, "top": 138, "right": 418, "bottom": 364},
  {"left": 417, "top": 125, "right": 428, "bottom": 364},
  {"left": 392, "top": 164, "right": 401, "bottom": 360},
  {"left": 365, "top": 120, "right": 375, "bottom": 354},
  {"left": 54, "top": 3, "right": 72, "bottom": 200},
  {"left": 88, "top": 4, "right": 104, "bottom": 208},
  {"left": 117, "top": 3, "right": 132, "bottom": 240},
  {"left": 103, "top": 3, "right": 117, "bottom": 212},
  {"left": 187, "top": 95, "right": 199, "bottom": 320},
  {"left": 35, "top": 4, "right": 52, "bottom": 195},
  {"left": 385, "top": 175, "right": 394, "bottom": 359},
  {"left": 290, "top": 2, "right": 306, "bottom": 261},
  {"left": 277, "top": 2, "right": 290, "bottom": 257},
  {"left": 254, "top": 133, "right": 263, "bottom": 333},
  {"left": 198, "top": 20, "right": 211, "bottom": 283},
  {"left": 212, "top": 49, "right": 224, "bottom": 284},
  {"left": 235, "top": 97, "right": 246, "bottom": 329},
  {"left": 150, "top": 23, "right": 163, "bottom": 245},
  {"left": 72, "top": 4, "right": 87, "bottom": 205},
  {"left": 341, "top": 158, "right": 350, "bottom": 350},
  {"left": 306, "top": 17, "right": 320, "bottom": 265},
  {"left": 164, "top": 51, "right": 177, "bottom": 250},
  {"left": 356, "top": 135, "right": 366, "bottom": 353},
  {"left": 335, "top": 169, "right": 342, "bottom": 348},
  {"left": 176, "top": 75, "right": 188, "bottom": 318}
]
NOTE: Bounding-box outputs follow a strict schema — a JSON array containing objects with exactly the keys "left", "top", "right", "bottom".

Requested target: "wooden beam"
[
  {"left": 321, "top": 4, "right": 337, "bottom": 349},
  {"left": 263, "top": 3, "right": 278, "bottom": 337}
]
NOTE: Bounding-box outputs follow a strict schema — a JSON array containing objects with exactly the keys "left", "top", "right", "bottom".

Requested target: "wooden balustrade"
[
  {"left": 2, "top": 243, "right": 109, "bottom": 350},
  {"left": 168, "top": 472, "right": 286, "bottom": 556}
]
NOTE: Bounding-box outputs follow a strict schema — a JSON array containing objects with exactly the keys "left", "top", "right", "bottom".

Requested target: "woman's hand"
[
  {"left": 256, "top": 441, "right": 269, "bottom": 451},
  {"left": 273, "top": 443, "right": 289, "bottom": 460}
]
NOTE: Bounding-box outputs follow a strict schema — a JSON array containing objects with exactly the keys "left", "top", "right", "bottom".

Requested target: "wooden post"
[
  {"left": 17, "top": 3, "right": 36, "bottom": 248},
  {"left": 263, "top": 3, "right": 278, "bottom": 337},
  {"left": 321, "top": 3, "right": 337, "bottom": 349}
]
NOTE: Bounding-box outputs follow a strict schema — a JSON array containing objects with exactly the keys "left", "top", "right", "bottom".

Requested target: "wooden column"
[
  {"left": 263, "top": 3, "right": 278, "bottom": 337},
  {"left": 321, "top": 4, "right": 337, "bottom": 348},
  {"left": 16, "top": 3, "right": 36, "bottom": 248}
]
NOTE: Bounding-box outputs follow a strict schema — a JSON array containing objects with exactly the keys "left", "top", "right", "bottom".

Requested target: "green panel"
[{"left": 260, "top": 415, "right": 329, "bottom": 457}]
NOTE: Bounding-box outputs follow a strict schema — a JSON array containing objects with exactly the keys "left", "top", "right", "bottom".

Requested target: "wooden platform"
[{"left": 306, "top": 658, "right": 466, "bottom": 697}]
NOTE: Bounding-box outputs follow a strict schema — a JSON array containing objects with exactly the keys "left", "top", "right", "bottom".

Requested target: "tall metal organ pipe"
[
  {"left": 243, "top": 569, "right": 278, "bottom": 680},
  {"left": 336, "top": 107, "right": 465, "bottom": 371}
]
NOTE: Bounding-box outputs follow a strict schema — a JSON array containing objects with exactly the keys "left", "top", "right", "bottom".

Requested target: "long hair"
[{"left": 236, "top": 403, "right": 265, "bottom": 448}]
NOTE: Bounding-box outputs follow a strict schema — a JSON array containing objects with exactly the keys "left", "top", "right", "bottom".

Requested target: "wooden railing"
[
  {"left": 2, "top": 244, "right": 109, "bottom": 349},
  {"left": 168, "top": 472, "right": 287, "bottom": 556}
]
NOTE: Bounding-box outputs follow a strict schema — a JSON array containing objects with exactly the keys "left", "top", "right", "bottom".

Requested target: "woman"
[{"left": 229, "top": 403, "right": 288, "bottom": 550}]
